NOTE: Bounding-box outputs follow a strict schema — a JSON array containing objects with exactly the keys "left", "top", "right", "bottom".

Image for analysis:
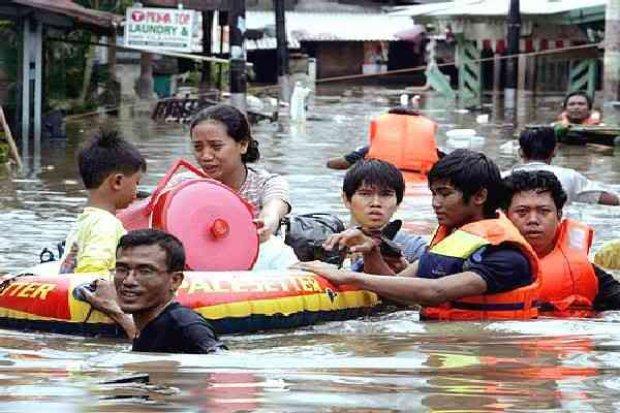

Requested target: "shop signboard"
[{"left": 124, "top": 7, "right": 196, "bottom": 52}]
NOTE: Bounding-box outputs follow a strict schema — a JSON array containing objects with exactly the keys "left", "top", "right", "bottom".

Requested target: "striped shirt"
[
  {"left": 169, "top": 165, "right": 290, "bottom": 217},
  {"left": 239, "top": 166, "right": 291, "bottom": 217}
]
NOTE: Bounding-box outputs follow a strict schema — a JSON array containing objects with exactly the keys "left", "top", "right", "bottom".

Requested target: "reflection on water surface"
[{"left": 0, "top": 86, "right": 619, "bottom": 411}]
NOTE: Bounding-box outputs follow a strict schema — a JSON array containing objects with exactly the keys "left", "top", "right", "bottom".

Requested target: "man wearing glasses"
[{"left": 85, "top": 229, "right": 225, "bottom": 354}]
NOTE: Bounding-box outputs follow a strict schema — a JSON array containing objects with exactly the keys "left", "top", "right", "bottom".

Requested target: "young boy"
[
  {"left": 338, "top": 159, "right": 427, "bottom": 271},
  {"left": 59, "top": 129, "right": 146, "bottom": 274}
]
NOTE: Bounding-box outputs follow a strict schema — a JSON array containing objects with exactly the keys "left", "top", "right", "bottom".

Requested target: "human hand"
[
  {"left": 290, "top": 260, "right": 357, "bottom": 285},
  {"left": 323, "top": 228, "right": 376, "bottom": 254},
  {"left": 253, "top": 219, "right": 272, "bottom": 243},
  {"left": 81, "top": 279, "right": 123, "bottom": 316},
  {"left": 81, "top": 279, "right": 137, "bottom": 339}
]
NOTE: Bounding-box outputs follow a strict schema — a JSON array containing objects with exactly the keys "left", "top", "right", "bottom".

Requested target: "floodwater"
[{"left": 0, "top": 85, "right": 620, "bottom": 412}]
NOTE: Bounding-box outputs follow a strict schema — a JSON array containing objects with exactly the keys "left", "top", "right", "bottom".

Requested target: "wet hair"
[
  {"left": 563, "top": 91, "right": 592, "bottom": 110},
  {"left": 428, "top": 149, "right": 502, "bottom": 217},
  {"left": 117, "top": 229, "right": 186, "bottom": 272},
  {"left": 343, "top": 159, "right": 405, "bottom": 204},
  {"left": 189, "top": 104, "right": 260, "bottom": 163},
  {"left": 519, "top": 127, "right": 556, "bottom": 160},
  {"left": 77, "top": 129, "right": 146, "bottom": 189},
  {"left": 502, "top": 170, "right": 567, "bottom": 213}
]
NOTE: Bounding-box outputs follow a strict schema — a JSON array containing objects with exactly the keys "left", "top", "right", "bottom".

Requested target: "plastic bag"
[{"left": 281, "top": 213, "right": 346, "bottom": 263}]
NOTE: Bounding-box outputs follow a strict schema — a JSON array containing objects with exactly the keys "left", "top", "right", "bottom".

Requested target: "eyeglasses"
[{"left": 113, "top": 264, "right": 165, "bottom": 280}]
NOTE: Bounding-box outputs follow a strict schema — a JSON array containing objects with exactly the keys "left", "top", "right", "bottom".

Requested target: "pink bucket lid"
[{"left": 156, "top": 179, "right": 259, "bottom": 271}]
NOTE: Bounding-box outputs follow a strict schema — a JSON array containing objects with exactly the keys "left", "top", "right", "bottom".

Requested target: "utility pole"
[
  {"left": 228, "top": 0, "right": 246, "bottom": 112},
  {"left": 200, "top": 10, "right": 214, "bottom": 93},
  {"left": 275, "top": 0, "right": 290, "bottom": 102},
  {"left": 505, "top": 0, "right": 520, "bottom": 111},
  {"left": 603, "top": 0, "right": 620, "bottom": 124}
]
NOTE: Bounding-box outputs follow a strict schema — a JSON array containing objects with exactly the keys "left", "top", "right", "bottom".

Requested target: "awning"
[{"left": 6, "top": 0, "right": 122, "bottom": 31}]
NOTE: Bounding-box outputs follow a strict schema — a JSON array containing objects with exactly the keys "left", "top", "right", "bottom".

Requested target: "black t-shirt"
[
  {"left": 593, "top": 264, "right": 620, "bottom": 311},
  {"left": 133, "top": 302, "right": 226, "bottom": 354},
  {"left": 464, "top": 245, "right": 533, "bottom": 294}
]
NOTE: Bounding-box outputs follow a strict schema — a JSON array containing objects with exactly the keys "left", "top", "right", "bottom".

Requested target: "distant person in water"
[
  {"left": 503, "top": 127, "right": 618, "bottom": 205},
  {"left": 326, "top": 95, "right": 439, "bottom": 171},
  {"left": 84, "top": 229, "right": 226, "bottom": 354},
  {"left": 557, "top": 91, "right": 601, "bottom": 126},
  {"left": 554, "top": 91, "right": 601, "bottom": 144}
]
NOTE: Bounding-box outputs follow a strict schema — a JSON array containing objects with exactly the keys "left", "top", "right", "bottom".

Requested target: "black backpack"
[{"left": 281, "top": 213, "right": 346, "bottom": 264}]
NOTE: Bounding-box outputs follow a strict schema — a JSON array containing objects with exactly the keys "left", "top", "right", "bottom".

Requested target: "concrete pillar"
[
  {"left": 33, "top": 19, "right": 42, "bottom": 172},
  {"left": 603, "top": 0, "right": 620, "bottom": 123},
  {"left": 493, "top": 53, "right": 502, "bottom": 92},
  {"left": 228, "top": 0, "right": 246, "bottom": 113},
  {"left": 21, "top": 18, "right": 30, "bottom": 160},
  {"left": 505, "top": 0, "right": 520, "bottom": 114},
  {"left": 137, "top": 52, "right": 153, "bottom": 100},
  {"left": 275, "top": 0, "right": 291, "bottom": 103},
  {"left": 200, "top": 10, "right": 214, "bottom": 92}
]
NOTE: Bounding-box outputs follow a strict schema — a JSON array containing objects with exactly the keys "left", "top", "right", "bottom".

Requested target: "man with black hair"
[
  {"left": 85, "top": 229, "right": 226, "bottom": 353},
  {"left": 553, "top": 91, "right": 602, "bottom": 144},
  {"left": 59, "top": 129, "right": 146, "bottom": 274},
  {"left": 333, "top": 159, "right": 427, "bottom": 271},
  {"left": 296, "top": 149, "right": 539, "bottom": 320},
  {"left": 558, "top": 91, "right": 600, "bottom": 126},
  {"left": 503, "top": 170, "right": 620, "bottom": 315},
  {"left": 505, "top": 127, "right": 618, "bottom": 205}
]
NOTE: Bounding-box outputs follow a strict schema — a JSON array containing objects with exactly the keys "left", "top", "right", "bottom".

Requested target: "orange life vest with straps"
[
  {"left": 421, "top": 215, "right": 541, "bottom": 321},
  {"left": 367, "top": 113, "right": 438, "bottom": 174},
  {"left": 558, "top": 111, "right": 601, "bottom": 126},
  {"left": 538, "top": 219, "right": 598, "bottom": 318}
]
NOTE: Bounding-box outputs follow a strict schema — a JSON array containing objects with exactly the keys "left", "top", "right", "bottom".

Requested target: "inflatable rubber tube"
[{"left": 0, "top": 270, "right": 380, "bottom": 337}]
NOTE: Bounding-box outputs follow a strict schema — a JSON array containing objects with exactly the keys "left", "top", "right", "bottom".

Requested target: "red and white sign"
[{"left": 124, "top": 7, "right": 196, "bottom": 52}]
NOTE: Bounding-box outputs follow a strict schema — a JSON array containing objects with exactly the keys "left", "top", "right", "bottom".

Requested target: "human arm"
[
  {"left": 326, "top": 157, "right": 352, "bottom": 170},
  {"left": 255, "top": 198, "right": 289, "bottom": 242},
  {"left": 592, "top": 264, "right": 620, "bottom": 311},
  {"left": 326, "top": 146, "right": 369, "bottom": 169},
  {"left": 254, "top": 172, "right": 291, "bottom": 242},
  {"left": 81, "top": 279, "right": 137, "bottom": 339},
  {"left": 292, "top": 261, "right": 486, "bottom": 306},
  {"left": 322, "top": 228, "right": 407, "bottom": 275},
  {"left": 572, "top": 172, "right": 619, "bottom": 205}
]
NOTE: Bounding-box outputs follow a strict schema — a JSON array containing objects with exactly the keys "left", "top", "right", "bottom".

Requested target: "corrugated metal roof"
[
  {"left": 389, "top": 0, "right": 606, "bottom": 17},
  {"left": 246, "top": 11, "right": 415, "bottom": 42},
  {"left": 7, "top": 0, "right": 122, "bottom": 31}
]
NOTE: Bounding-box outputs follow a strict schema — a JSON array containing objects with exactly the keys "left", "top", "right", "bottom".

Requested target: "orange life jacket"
[
  {"left": 538, "top": 219, "right": 598, "bottom": 318},
  {"left": 421, "top": 215, "right": 540, "bottom": 321},
  {"left": 558, "top": 111, "right": 601, "bottom": 126},
  {"left": 367, "top": 113, "right": 438, "bottom": 174}
]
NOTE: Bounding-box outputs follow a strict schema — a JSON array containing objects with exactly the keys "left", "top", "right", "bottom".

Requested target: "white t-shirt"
[{"left": 503, "top": 161, "right": 611, "bottom": 205}]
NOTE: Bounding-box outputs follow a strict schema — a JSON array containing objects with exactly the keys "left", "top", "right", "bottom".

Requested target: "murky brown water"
[{"left": 1, "top": 85, "right": 620, "bottom": 411}]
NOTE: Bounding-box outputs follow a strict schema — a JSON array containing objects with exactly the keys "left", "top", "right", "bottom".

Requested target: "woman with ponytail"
[{"left": 184, "top": 104, "right": 291, "bottom": 243}]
